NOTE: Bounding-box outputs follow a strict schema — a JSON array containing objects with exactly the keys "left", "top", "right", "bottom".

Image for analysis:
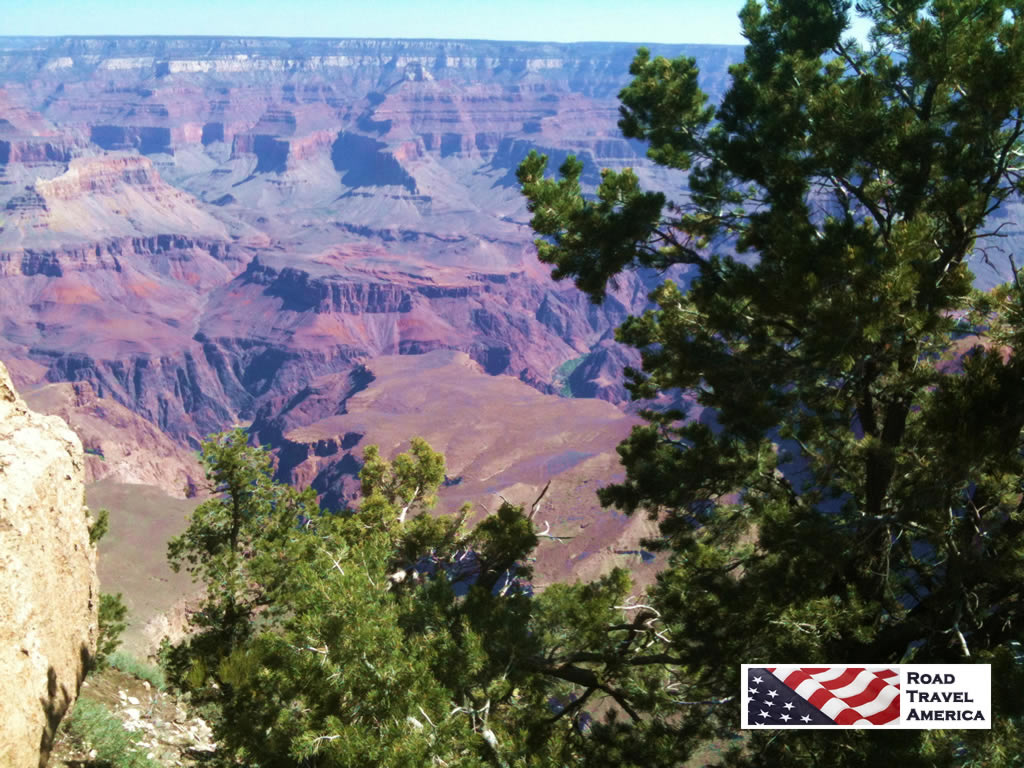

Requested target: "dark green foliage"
[
  {"left": 95, "top": 593, "right": 129, "bottom": 668},
  {"left": 520, "top": 1, "right": 1024, "bottom": 765},
  {"left": 163, "top": 432, "right": 676, "bottom": 766},
  {"left": 166, "top": 428, "right": 319, "bottom": 687},
  {"left": 516, "top": 154, "right": 667, "bottom": 302},
  {"left": 358, "top": 436, "right": 446, "bottom": 521},
  {"left": 90, "top": 510, "right": 125, "bottom": 671}
]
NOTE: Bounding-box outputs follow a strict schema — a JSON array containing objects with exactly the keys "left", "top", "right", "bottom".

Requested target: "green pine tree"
[
  {"left": 166, "top": 429, "right": 318, "bottom": 690},
  {"left": 165, "top": 433, "right": 673, "bottom": 766},
  {"left": 519, "top": 1, "right": 1024, "bottom": 764}
]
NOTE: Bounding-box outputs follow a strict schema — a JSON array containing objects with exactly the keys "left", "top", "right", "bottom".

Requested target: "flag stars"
[
  {"left": 767, "top": 690, "right": 779, "bottom": 698},
  {"left": 753, "top": 676, "right": 764, "bottom": 684},
  {"left": 783, "top": 702, "right": 794, "bottom": 710},
  {"left": 800, "top": 715, "right": 811, "bottom": 723},
  {"left": 763, "top": 700, "right": 775, "bottom": 707},
  {"left": 749, "top": 687, "right": 759, "bottom": 695},
  {"left": 780, "top": 714, "right": 792, "bottom": 722},
  {"left": 758, "top": 710, "right": 771, "bottom": 719}
]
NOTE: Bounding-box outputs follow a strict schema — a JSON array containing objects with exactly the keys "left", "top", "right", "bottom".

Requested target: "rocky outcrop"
[
  {"left": 23, "top": 379, "right": 203, "bottom": 498},
  {"left": 258, "top": 350, "right": 662, "bottom": 586},
  {"left": 38, "top": 349, "right": 237, "bottom": 446},
  {"left": 35, "top": 154, "right": 164, "bottom": 200},
  {"left": 0, "top": 35, "right": 748, "bottom": 489},
  {"left": 567, "top": 340, "right": 641, "bottom": 402},
  {"left": 0, "top": 359, "right": 99, "bottom": 768},
  {"left": 0, "top": 140, "right": 74, "bottom": 165},
  {"left": 0, "top": 234, "right": 242, "bottom": 278}
]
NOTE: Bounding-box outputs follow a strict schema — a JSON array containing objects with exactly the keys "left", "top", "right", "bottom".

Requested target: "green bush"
[
  {"left": 61, "top": 696, "right": 159, "bottom": 768},
  {"left": 161, "top": 431, "right": 657, "bottom": 766},
  {"left": 88, "top": 507, "right": 109, "bottom": 546},
  {"left": 95, "top": 593, "right": 129, "bottom": 668}
]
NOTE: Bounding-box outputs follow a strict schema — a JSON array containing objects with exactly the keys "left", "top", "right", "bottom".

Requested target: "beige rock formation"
[{"left": 0, "top": 360, "right": 99, "bottom": 768}]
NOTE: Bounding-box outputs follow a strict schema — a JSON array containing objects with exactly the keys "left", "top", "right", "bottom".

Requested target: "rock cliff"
[
  {"left": 22, "top": 379, "right": 203, "bottom": 496},
  {"left": 0, "top": 360, "right": 99, "bottom": 768}
]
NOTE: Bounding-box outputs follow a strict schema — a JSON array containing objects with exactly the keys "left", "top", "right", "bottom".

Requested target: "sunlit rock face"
[
  {"left": 0, "top": 359, "right": 99, "bottom": 768},
  {"left": 0, "top": 37, "right": 718, "bottom": 618}
]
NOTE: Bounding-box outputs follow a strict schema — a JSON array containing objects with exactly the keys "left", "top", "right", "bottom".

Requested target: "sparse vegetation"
[
  {"left": 105, "top": 651, "right": 167, "bottom": 692},
  {"left": 88, "top": 507, "right": 109, "bottom": 546},
  {"left": 59, "top": 696, "right": 159, "bottom": 768}
]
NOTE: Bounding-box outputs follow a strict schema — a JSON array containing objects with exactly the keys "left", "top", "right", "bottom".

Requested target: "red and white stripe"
[{"left": 767, "top": 667, "right": 900, "bottom": 725}]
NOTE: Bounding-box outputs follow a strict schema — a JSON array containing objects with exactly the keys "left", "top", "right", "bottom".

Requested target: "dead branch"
[{"left": 529, "top": 480, "right": 552, "bottom": 520}]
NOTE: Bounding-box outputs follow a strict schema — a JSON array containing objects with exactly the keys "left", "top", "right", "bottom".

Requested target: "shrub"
[
  {"left": 95, "top": 592, "right": 129, "bottom": 668},
  {"left": 61, "top": 696, "right": 159, "bottom": 768},
  {"left": 88, "top": 507, "right": 109, "bottom": 546}
]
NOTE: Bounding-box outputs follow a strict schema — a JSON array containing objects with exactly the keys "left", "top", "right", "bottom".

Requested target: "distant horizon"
[
  {"left": 0, "top": 33, "right": 742, "bottom": 47},
  {"left": 3, "top": 1, "right": 864, "bottom": 46}
]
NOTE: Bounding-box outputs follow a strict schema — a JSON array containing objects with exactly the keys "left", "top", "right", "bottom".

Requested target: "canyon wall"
[
  {"left": 1, "top": 34, "right": 1016, "bottom": 529},
  {"left": 0, "top": 34, "right": 1017, "bottom": 652},
  {"left": 0, "top": 360, "right": 99, "bottom": 768},
  {"left": 1, "top": 35, "right": 1017, "bottom": 493},
  {"left": 0, "top": 36, "right": 723, "bottom": 465}
]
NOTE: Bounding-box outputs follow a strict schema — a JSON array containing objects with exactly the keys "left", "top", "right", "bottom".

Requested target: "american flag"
[{"left": 746, "top": 667, "right": 900, "bottom": 726}]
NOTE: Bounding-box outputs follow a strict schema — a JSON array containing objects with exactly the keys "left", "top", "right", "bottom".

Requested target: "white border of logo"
[{"left": 741, "top": 664, "right": 991, "bottom": 729}]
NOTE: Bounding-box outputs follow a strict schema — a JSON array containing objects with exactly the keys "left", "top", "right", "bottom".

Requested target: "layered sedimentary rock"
[
  {"left": 1, "top": 35, "right": 1015, "bottom": 635},
  {"left": 0, "top": 150, "right": 259, "bottom": 449},
  {"left": 2, "top": 153, "right": 236, "bottom": 249},
  {"left": 23, "top": 380, "right": 203, "bottom": 495},
  {"left": 0, "top": 36, "right": 721, "bottom": 459},
  {"left": 0, "top": 360, "right": 99, "bottom": 768},
  {"left": 3, "top": 35, "right": 1011, "bottom": 488}
]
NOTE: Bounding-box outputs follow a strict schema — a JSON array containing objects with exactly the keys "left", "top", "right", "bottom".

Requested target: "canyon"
[
  {"left": 2, "top": 36, "right": 724, "bottom": 492},
  {"left": 3, "top": 35, "right": 1021, "bottom": 638},
  {"left": 2, "top": 38, "right": 724, "bottom": 449}
]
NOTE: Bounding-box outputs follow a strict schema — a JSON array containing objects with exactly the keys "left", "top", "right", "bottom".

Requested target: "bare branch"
[
  {"left": 536, "top": 520, "right": 575, "bottom": 542},
  {"left": 397, "top": 484, "right": 420, "bottom": 524},
  {"left": 674, "top": 695, "right": 735, "bottom": 707},
  {"left": 529, "top": 480, "right": 552, "bottom": 521},
  {"left": 615, "top": 602, "right": 662, "bottom": 618},
  {"left": 311, "top": 734, "right": 340, "bottom": 751}
]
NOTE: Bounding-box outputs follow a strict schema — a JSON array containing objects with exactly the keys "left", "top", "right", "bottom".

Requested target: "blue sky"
[{"left": 4, "top": 1, "right": 770, "bottom": 44}]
